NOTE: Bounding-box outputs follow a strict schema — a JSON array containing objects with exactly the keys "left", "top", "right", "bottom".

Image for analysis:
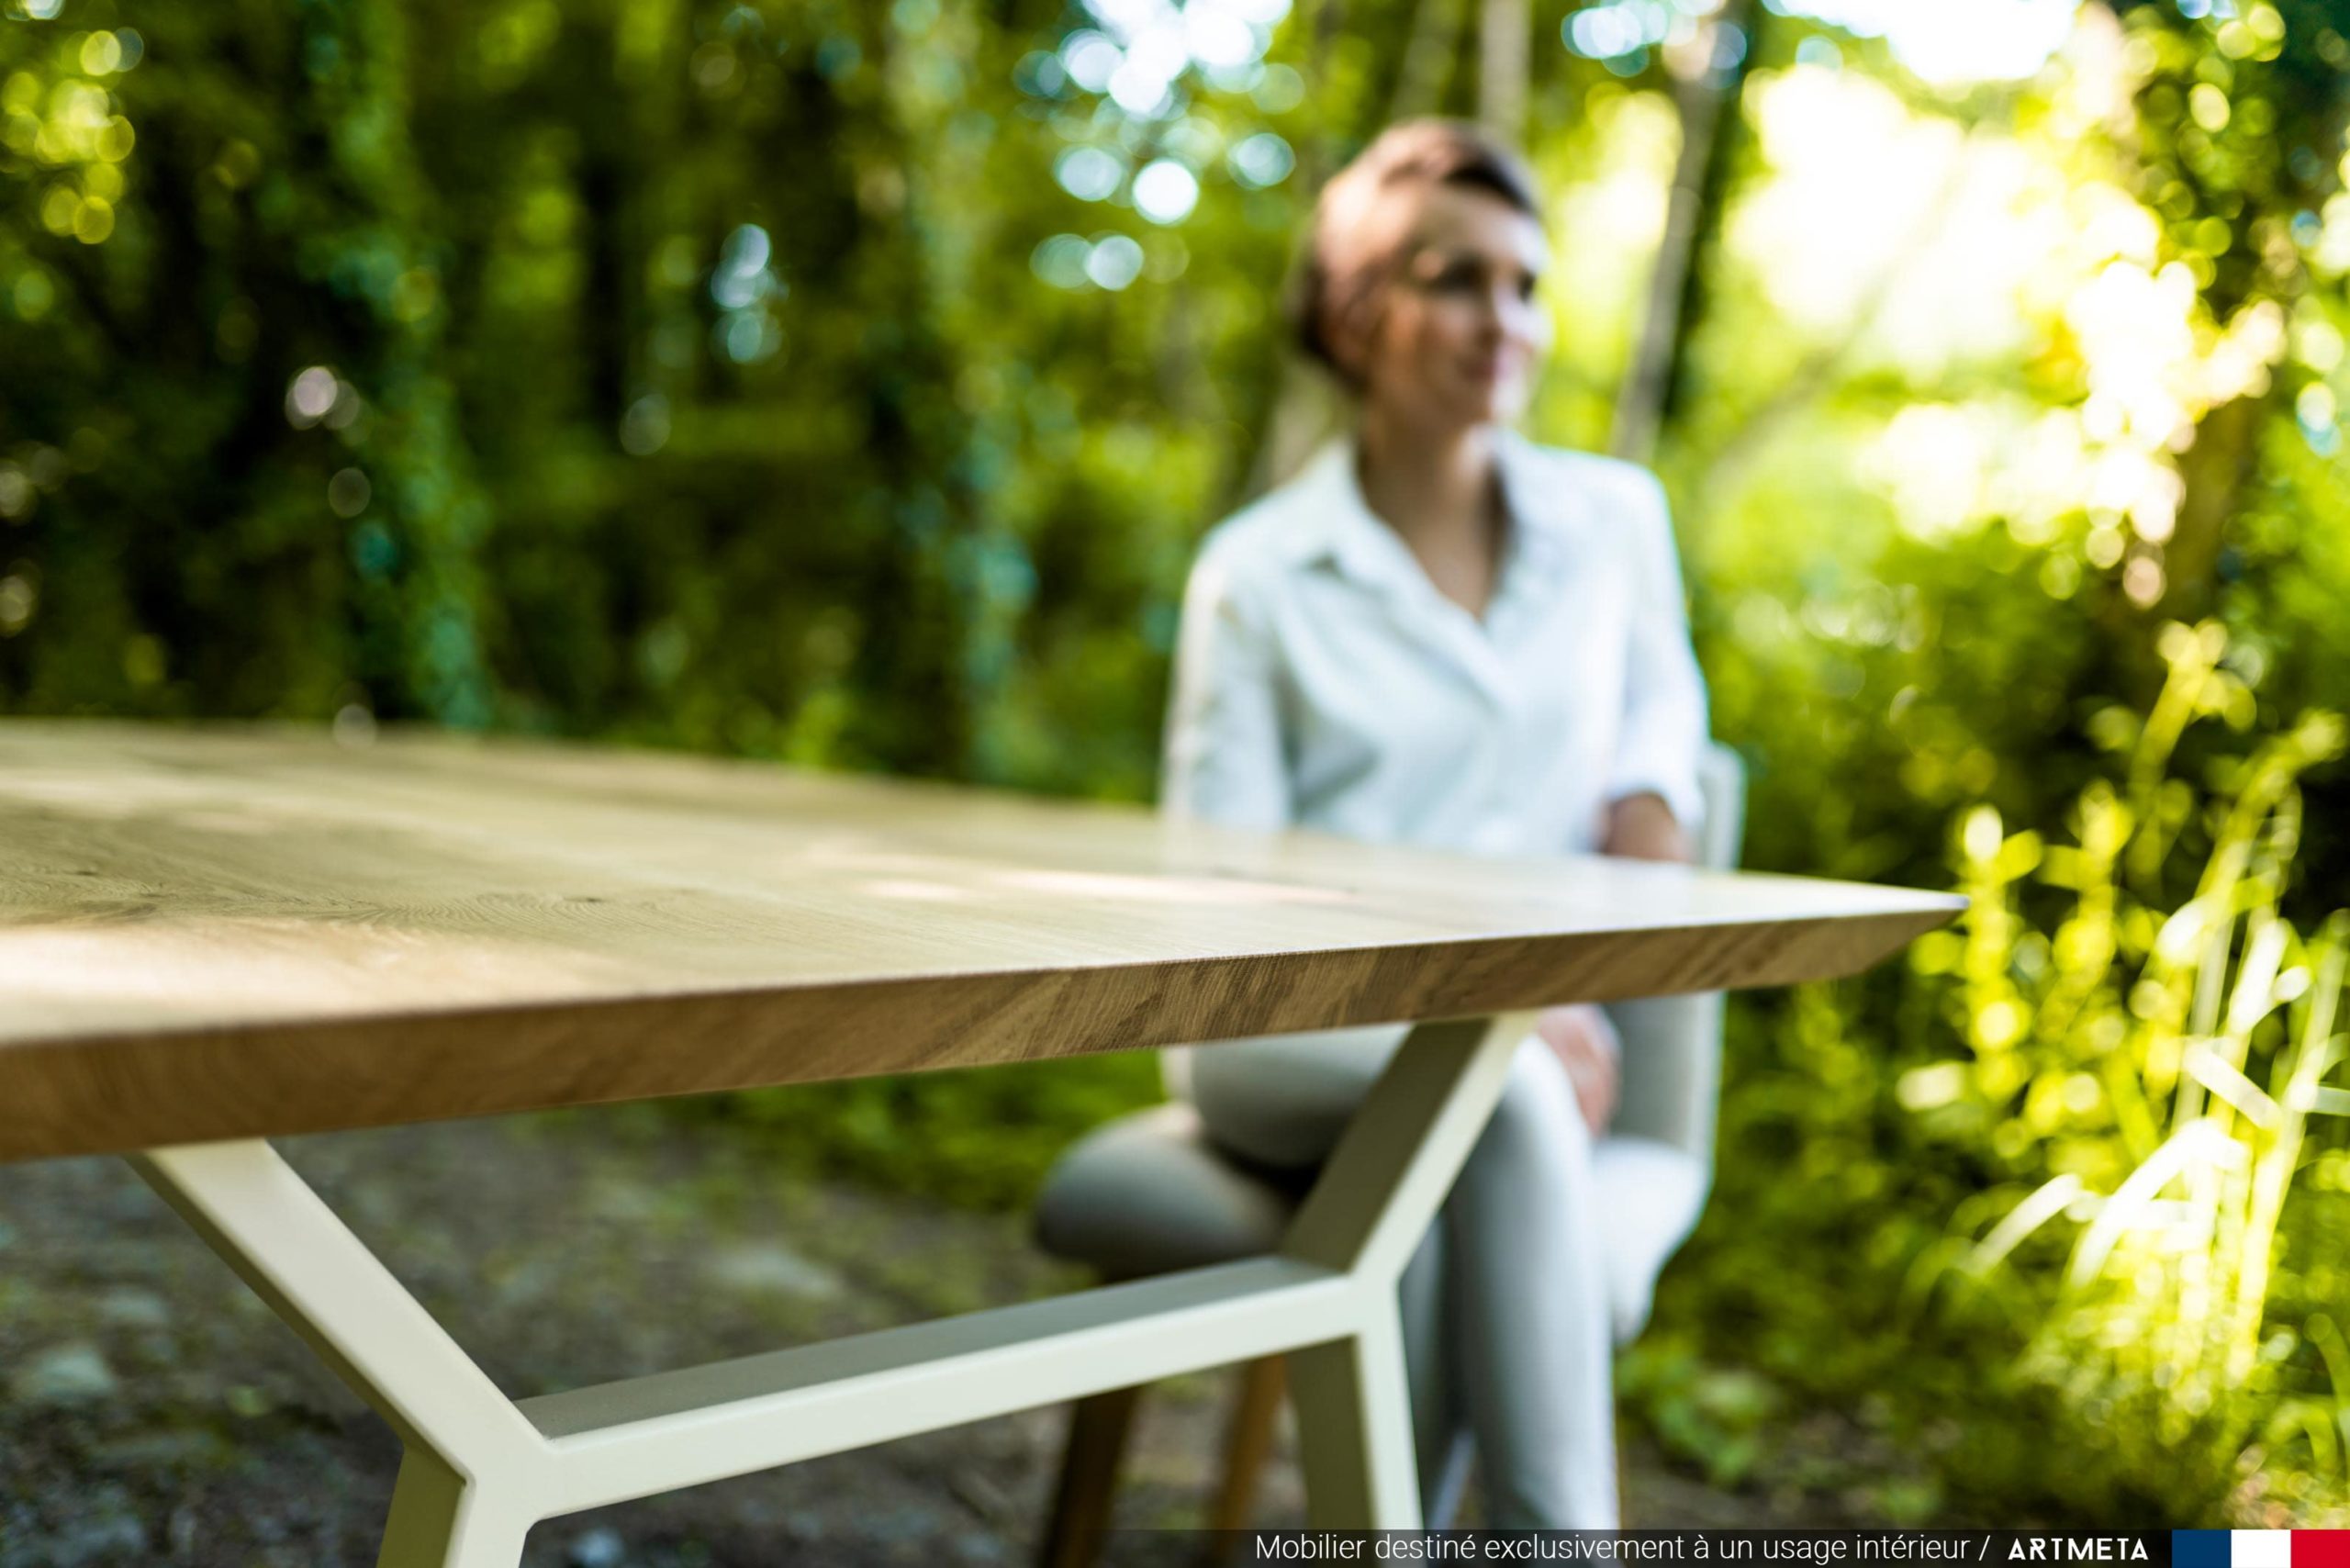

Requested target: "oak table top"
[{"left": 0, "top": 721, "right": 1963, "bottom": 1162}]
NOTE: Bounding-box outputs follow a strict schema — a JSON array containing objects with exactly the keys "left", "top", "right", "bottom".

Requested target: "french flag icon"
[{"left": 2173, "top": 1535, "right": 2350, "bottom": 1568}]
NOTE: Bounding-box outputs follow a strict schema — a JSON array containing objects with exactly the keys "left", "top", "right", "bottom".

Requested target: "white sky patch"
[{"left": 1777, "top": 0, "right": 2081, "bottom": 86}]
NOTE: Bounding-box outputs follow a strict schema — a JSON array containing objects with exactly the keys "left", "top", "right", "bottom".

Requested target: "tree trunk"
[
  {"left": 1610, "top": 0, "right": 1758, "bottom": 465},
  {"left": 2157, "top": 389, "right": 2270, "bottom": 622},
  {"left": 1237, "top": 0, "right": 1358, "bottom": 503},
  {"left": 1389, "top": 0, "right": 1469, "bottom": 122},
  {"left": 1477, "top": 0, "right": 1528, "bottom": 140}
]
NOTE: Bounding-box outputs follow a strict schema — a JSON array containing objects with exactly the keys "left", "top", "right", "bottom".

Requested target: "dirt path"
[{"left": 0, "top": 1109, "right": 1793, "bottom": 1567}]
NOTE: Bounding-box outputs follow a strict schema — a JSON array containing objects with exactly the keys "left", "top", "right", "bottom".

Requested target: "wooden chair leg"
[
  {"left": 1204, "top": 1354, "right": 1287, "bottom": 1557},
  {"left": 1038, "top": 1383, "right": 1144, "bottom": 1568}
]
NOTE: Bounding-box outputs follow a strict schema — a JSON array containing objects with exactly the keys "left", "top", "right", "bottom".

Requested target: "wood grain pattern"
[{"left": 0, "top": 722, "right": 1962, "bottom": 1161}]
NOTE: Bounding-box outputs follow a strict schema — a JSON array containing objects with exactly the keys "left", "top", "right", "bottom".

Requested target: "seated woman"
[{"left": 1158, "top": 118, "right": 1709, "bottom": 1529}]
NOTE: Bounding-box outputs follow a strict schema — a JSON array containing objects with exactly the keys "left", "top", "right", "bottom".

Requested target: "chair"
[{"left": 1029, "top": 745, "right": 1748, "bottom": 1562}]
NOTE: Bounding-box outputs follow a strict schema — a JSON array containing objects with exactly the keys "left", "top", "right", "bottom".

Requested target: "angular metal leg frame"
[{"left": 129, "top": 1013, "right": 1536, "bottom": 1565}]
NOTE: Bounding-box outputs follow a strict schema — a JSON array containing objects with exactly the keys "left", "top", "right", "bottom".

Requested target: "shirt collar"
[{"left": 1286, "top": 428, "right": 1583, "bottom": 599}]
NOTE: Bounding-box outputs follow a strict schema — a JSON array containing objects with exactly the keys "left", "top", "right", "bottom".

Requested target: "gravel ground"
[{"left": 0, "top": 1107, "right": 1846, "bottom": 1568}]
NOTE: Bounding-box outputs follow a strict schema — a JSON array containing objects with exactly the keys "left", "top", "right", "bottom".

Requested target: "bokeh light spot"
[
  {"left": 1084, "top": 233, "right": 1145, "bottom": 290},
  {"left": 1055, "top": 146, "right": 1125, "bottom": 202},
  {"left": 286, "top": 367, "right": 339, "bottom": 428},
  {"left": 328, "top": 468, "right": 372, "bottom": 519},
  {"left": 1131, "top": 159, "right": 1199, "bottom": 224},
  {"left": 1031, "top": 233, "right": 1092, "bottom": 288},
  {"left": 620, "top": 393, "right": 672, "bottom": 455},
  {"left": 1228, "top": 131, "right": 1292, "bottom": 188}
]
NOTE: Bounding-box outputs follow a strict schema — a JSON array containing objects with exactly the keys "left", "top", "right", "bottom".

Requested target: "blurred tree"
[{"left": 1609, "top": 0, "right": 1755, "bottom": 463}]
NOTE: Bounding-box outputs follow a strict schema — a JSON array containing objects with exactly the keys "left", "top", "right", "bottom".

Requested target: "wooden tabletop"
[{"left": 0, "top": 722, "right": 1962, "bottom": 1161}]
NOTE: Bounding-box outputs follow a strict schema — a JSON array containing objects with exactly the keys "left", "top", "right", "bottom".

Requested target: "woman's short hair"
[{"left": 1292, "top": 118, "right": 1541, "bottom": 384}]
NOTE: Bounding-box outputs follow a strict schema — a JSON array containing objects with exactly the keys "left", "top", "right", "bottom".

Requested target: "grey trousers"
[{"left": 1175, "top": 1024, "right": 1620, "bottom": 1529}]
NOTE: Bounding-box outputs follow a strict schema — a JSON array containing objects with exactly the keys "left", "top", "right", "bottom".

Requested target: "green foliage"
[
  {"left": 1628, "top": 0, "right": 2350, "bottom": 1521},
  {"left": 0, "top": 0, "right": 1326, "bottom": 780},
  {"left": 711, "top": 1049, "right": 1167, "bottom": 1212},
  {"left": 1912, "top": 625, "right": 2350, "bottom": 1515}
]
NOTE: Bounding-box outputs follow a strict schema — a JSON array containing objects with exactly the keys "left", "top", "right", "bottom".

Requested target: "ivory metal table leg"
[
  {"left": 375, "top": 1450, "right": 533, "bottom": 1568},
  {"left": 129, "top": 1141, "right": 551, "bottom": 1568},
  {"left": 1289, "top": 1310, "right": 1419, "bottom": 1528},
  {"left": 1279, "top": 1012, "right": 1537, "bottom": 1532}
]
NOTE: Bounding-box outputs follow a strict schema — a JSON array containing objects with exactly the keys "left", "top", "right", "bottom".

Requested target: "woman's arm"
[
  {"left": 1600, "top": 469, "right": 1708, "bottom": 864},
  {"left": 1156, "top": 544, "right": 1292, "bottom": 1103},
  {"left": 1160, "top": 547, "right": 1292, "bottom": 831},
  {"left": 1604, "top": 792, "right": 1692, "bottom": 863},
  {"left": 1551, "top": 468, "right": 1707, "bottom": 1126}
]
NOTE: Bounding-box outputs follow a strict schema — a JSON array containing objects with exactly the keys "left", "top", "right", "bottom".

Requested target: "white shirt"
[{"left": 1160, "top": 430, "right": 1709, "bottom": 855}]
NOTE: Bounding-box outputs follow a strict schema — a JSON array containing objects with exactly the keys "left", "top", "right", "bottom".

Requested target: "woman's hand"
[
  {"left": 1602, "top": 791, "right": 1692, "bottom": 863},
  {"left": 1544, "top": 797, "right": 1684, "bottom": 1133},
  {"left": 1536, "top": 1003, "right": 1620, "bottom": 1136}
]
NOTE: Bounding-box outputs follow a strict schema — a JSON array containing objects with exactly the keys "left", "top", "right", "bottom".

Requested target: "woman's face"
[{"left": 1344, "top": 182, "right": 1551, "bottom": 433}]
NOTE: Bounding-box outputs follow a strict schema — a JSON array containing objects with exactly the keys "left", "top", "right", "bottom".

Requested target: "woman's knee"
[
  {"left": 1184, "top": 1024, "right": 1410, "bottom": 1170},
  {"left": 1466, "top": 1036, "right": 1593, "bottom": 1170}
]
